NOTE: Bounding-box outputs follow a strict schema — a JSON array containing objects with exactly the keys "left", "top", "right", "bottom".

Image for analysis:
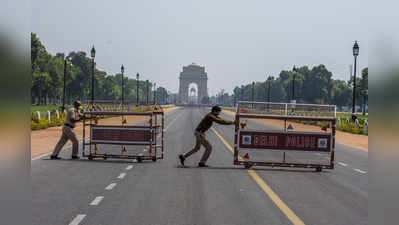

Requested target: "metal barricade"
[
  {"left": 86, "top": 100, "right": 158, "bottom": 112},
  {"left": 82, "top": 106, "right": 164, "bottom": 162},
  {"left": 234, "top": 101, "right": 336, "bottom": 171}
]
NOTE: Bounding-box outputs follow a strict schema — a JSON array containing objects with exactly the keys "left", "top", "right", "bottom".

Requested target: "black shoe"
[
  {"left": 178, "top": 154, "right": 185, "bottom": 166},
  {"left": 50, "top": 155, "right": 62, "bottom": 160},
  {"left": 71, "top": 155, "right": 80, "bottom": 160},
  {"left": 198, "top": 162, "right": 209, "bottom": 167}
]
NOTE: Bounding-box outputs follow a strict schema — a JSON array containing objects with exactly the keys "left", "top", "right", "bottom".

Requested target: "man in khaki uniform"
[
  {"left": 179, "top": 106, "right": 235, "bottom": 167},
  {"left": 50, "top": 100, "right": 84, "bottom": 160}
]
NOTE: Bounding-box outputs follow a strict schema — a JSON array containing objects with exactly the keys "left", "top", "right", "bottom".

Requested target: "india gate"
[{"left": 178, "top": 63, "right": 208, "bottom": 104}]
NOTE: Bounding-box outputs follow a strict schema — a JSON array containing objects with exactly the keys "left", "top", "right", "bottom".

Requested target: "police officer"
[
  {"left": 50, "top": 100, "right": 84, "bottom": 160},
  {"left": 178, "top": 106, "right": 235, "bottom": 167}
]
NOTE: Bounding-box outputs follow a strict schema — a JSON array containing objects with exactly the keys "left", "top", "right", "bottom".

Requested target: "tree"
[
  {"left": 32, "top": 71, "right": 51, "bottom": 105},
  {"left": 31, "top": 33, "right": 47, "bottom": 72},
  {"left": 31, "top": 34, "right": 164, "bottom": 106},
  {"left": 360, "top": 67, "right": 368, "bottom": 114},
  {"left": 156, "top": 87, "right": 168, "bottom": 104},
  {"left": 46, "top": 56, "right": 64, "bottom": 103},
  {"left": 225, "top": 64, "right": 359, "bottom": 109}
]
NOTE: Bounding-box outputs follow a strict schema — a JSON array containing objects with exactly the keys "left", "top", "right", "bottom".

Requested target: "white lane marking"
[
  {"left": 126, "top": 165, "right": 133, "bottom": 170},
  {"left": 164, "top": 112, "right": 184, "bottom": 131},
  {"left": 31, "top": 152, "right": 51, "bottom": 161},
  {"left": 69, "top": 214, "right": 86, "bottom": 225},
  {"left": 118, "top": 173, "right": 126, "bottom": 179},
  {"left": 89, "top": 196, "right": 104, "bottom": 206},
  {"left": 338, "top": 162, "right": 348, "bottom": 167},
  {"left": 105, "top": 183, "right": 117, "bottom": 190},
  {"left": 354, "top": 169, "right": 367, "bottom": 174}
]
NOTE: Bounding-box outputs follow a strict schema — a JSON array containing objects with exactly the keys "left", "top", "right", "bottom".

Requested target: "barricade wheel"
[
  {"left": 137, "top": 157, "right": 142, "bottom": 163},
  {"left": 103, "top": 156, "right": 107, "bottom": 160},
  {"left": 244, "top": 164, "right": 252, "bottom": 169},
  {"left": 88, "top": 155, "right": 93, "bottom": 160},
  {"left": 316, "top": 167, "right": 322, "bottom": 172},
  {"left": 152, "top": 156, "right": 157, "bottom": 162}
]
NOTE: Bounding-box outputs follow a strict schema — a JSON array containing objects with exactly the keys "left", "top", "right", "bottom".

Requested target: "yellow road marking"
[{"left": 211, "top": 127, "right": 306, "bottom": 225}]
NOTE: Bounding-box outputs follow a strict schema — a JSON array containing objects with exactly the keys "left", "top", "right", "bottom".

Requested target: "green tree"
[
  {"left": 156, "top": 87, "right": 168, "bottom": 104},
  {"left": 360, "top": 67, "right": 368, "bottom": 114},
  {"left": 228, "top": 64, "right": 359, "bottom": 109}
]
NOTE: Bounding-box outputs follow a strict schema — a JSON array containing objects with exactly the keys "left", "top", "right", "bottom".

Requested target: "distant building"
[{"left": 178, "top": 63, "right": 208, "bottom": 104}]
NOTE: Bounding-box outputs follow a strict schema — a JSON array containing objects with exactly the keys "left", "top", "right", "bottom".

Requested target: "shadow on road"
[
  {"left": 176, "top": 164, "right": 328, "bottom": 173},
  {"left": 41, "top": 158, "right": 153, "bottom": 164},
  {"left": 42, "top": 158, "right": 329, "bottom": 173}
]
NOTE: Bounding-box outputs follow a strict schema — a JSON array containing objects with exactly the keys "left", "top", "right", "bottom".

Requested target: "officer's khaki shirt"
[
  {"left": 65, "top": 108, "right": 82, "bottom": 128},
  {"left": 195, "top": 112, "right": 234, "bottom": 133}
]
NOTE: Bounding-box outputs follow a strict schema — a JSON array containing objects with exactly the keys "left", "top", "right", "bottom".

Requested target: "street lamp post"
[
  {"left": 267, "top": 76, "right": 272, "bottom": 111},
  {"left": 233, "top": 89, "right": 237, "bottom": 106},
  {"left": 121, "top": 64, "right": 124, "bottom": 106},
  {"left": 163, "top": 90, "right": 166, "bottom": 105},
  {"left": 362, "top": 81, "right": 366, "bottom": 116},
  {"left": 90, "top": 46, "right": 96, "bottom": 106},
  {"left": 292, "top": 66, "right": 297, "bottom": 101},
  {"left": 352, "top": 41, "right": 359, "bottom": 120},
  {"left": 153, "top": 82, "right": 156, "bottom": 103},
  {"left": 61, "top": 58, "right": 67, "bottom": 112},
  {"left": 136, "top": 73, "right": 139, "bottom": 106},
  {"left": 264, "top": 76, "right": 267, "bottom": 102},
  {"left": 267, "top": 76, "right": 271, "bottom": 103},
  {"left": 220, "top": 93, "right": 222, "bottom": 105},
  {"left": 146, "top": 80, "right": 149, "bottom": 104},
  {"left": 252, "top": 82, "right": 255, "bottom": 101},
  {"left": 240, "top": 85, "right": 244, "bottom": 101}
]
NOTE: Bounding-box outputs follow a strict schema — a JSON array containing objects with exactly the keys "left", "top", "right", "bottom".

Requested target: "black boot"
[
  {"left": 178, "top": 154, "right": 185, "bottom": 166},
  {"left": 50, "top": 155, "right": 62, "bottom": 160},
  {"left": 198, "top": 162, "right": 209, "bottom": 167}
]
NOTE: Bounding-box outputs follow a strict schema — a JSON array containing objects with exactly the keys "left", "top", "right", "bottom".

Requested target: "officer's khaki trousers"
[
  {"left": 183, "top": 131, "right": 212, "bottom": 164},
  {"left": 51, "top": 125, "right": 79, "bottom": 157}
]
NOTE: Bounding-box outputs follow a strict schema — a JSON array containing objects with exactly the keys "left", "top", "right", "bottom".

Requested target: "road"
[{"left": 32, "top": 107, "right": 368, "bottom": 225}]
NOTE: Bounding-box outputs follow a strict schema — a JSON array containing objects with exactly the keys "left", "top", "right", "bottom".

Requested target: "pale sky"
[{"left": 32, "top": 0, "right": 369, "bottom": 96}]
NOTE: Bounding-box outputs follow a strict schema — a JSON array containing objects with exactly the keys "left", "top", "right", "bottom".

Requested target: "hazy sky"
[{"left": 32, "top": 0, "right": 369, "bottom": 96}]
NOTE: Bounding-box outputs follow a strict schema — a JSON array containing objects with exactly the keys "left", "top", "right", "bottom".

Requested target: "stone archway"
[
  {"left": 188, "top": 85, "right": 198, "bottom": 103},
  {"left": 178, "top": 63, "right": 208, "bottom": 104}
]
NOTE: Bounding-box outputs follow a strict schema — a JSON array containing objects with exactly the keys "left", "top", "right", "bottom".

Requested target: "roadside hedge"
[
  {"left": 31, "top": 114, "right": 66, "bottom": 130},
  {"left": 222, "top": 107, "right": 368, "bottom": 136},
  {"left": 296, "top": 119, "right": 368, "bottom": 135}
]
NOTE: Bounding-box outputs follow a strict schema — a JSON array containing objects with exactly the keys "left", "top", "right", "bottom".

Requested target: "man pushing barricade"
[
  {"left": 178, "top": 106, "right": 235, "bottom": 167},
  {"left": 50, "top": 100, "right": 84, "bottom": 160}
]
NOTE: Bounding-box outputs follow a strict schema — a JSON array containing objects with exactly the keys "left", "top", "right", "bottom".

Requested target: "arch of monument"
[
  {"left": 178, "top": 63, "right": 208, "bottom": 104},
  {"left": 189, "top": 87, "right": 197, "bottom": 103}
]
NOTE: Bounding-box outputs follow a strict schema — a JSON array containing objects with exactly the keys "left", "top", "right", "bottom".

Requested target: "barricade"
[
  {"left": 234, "top": 101, "right": 336, "bottom": 171},
  {"left": 86, "top": 100, "right": 158, "bottom": 112},
  {"left": 175, "top": 104, "right": 211, "bottom": 107},
  {"left": 82, "top": 103, "right": 164, "bottom": 162}
]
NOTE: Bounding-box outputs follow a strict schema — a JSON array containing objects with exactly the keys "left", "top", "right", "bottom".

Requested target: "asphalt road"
[{"left": 32, "top": 107, "right": 368, "bottom": 225}]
